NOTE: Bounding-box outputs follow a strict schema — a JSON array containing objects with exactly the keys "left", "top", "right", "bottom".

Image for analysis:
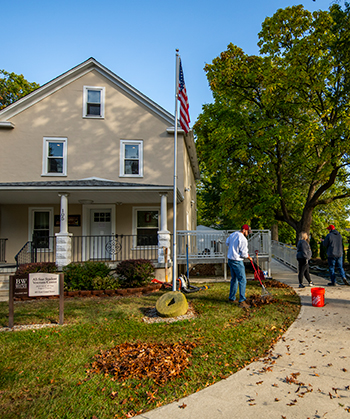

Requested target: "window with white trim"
[
  {"left": 133, "top": 207, "right": 159, "bottom": 246},
  {"left": 29, "top": 208, "right": 54, "bottom": 250},
  {"left": 42, "top": 137, "right": 67, "bottom": 176},
  {"left": 83, "top": 86, "right": 105, "bottom": 118},
  {"left": 120, "top": 140, "right": 143, "bottom": 177}
]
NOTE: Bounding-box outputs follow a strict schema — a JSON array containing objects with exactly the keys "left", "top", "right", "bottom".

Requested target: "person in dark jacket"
[
  {"left": 296, "top": 231, "right": 314, "bottom": 288},
  {"left": 323, "top": 225, "right": 349, "bottom": 286}
]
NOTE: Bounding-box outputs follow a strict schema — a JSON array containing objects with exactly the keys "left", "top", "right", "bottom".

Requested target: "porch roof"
[{"left": 0, "top": 179, "right": 183, "bottom": 205}]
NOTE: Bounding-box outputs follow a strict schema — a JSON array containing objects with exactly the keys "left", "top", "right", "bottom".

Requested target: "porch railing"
[
  {"left": 15, "top": 237, "right": 56, "bottom": 268},
  {"left": 71, "top": 234, "right": 160, "bottom": 263},
  {"left": 0, "top": 238, "right": 8, "bottom": 263}
]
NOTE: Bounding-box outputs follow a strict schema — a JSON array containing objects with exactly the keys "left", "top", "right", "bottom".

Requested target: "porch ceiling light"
[
  {"left": 78, "top": 199, "right": 94, "bottom": 204},
  {"left": 115, "top": 202, "right": 123, "bottom": 205}
]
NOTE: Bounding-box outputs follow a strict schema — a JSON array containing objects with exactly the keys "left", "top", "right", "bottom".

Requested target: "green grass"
[{"left": 0, "top": 281, "right": 300, "bottom": 419}]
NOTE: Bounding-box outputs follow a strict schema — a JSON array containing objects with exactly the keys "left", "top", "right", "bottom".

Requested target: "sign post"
[{"left": 9, "top": 273, "right": 64, "bottom": 328}]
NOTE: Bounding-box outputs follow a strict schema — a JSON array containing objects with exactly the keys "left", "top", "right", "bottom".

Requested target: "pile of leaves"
[
  {"left": 247, "top": 293, "right": 277, "bottom": 307},
  {"left": 263, "top": 279, "right": 291, "bottom": 289},
  {"left": 89, "top": 341, "right": 197, "bottom": 384}
]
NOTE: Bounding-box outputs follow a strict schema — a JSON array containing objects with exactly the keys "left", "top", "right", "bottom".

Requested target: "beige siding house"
[{"left": 0, "top": 58, "right": 200, "bottom": 278}]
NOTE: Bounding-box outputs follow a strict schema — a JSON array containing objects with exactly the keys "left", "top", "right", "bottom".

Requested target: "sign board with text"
[
  {"left": 9, "top": 273, "right": 64, "bottom": 328},
  {"left": 29, "top": 273, "right": 59, "bottom": 297}
]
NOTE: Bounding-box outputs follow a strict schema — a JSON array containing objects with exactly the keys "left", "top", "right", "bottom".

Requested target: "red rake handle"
[{"left": 250, "top": 259, "right": 264, "bottom": 286}]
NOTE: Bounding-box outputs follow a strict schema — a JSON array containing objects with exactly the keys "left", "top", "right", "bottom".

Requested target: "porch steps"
[{"left": 0, "top": 268, "right": 16, "bottom": 302}]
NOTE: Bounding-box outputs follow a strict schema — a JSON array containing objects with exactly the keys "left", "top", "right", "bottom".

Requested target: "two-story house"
[{"left": 0, "top": 58, "right": 200, "bottom": 280}]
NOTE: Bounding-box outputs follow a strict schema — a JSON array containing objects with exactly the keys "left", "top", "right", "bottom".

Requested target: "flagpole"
[{"left": 173, "top": 50, "right": 180, "bottom": 291}]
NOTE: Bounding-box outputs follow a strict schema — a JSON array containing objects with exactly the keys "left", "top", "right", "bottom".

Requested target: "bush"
[
  {"left": 310, "top": 236, "right": 318, "bottom": 259},
  {"left": 320, "top": 239, "right": 327, "bottom": 261},
  {"left": 16, "top": 262, "right": 58, "bottom": 275},
  {"left": 63, "top": 261, "right": 111, "bottom": 291},
  {"left": 91, "top": 275, "right": 120, "bottom": 290},
  {"left": 116, "top": 259, "right": 155, "bottom": 288}
]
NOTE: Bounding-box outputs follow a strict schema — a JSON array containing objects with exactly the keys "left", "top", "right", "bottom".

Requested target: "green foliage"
[
  {"left": 0, "top": 70, "right": 39, "bottom": 110},
  {"left": 195, "top": 3, "right": 350, "bottom": 240},
  {"left": 63, "top": 261, "right": 111, "bottom": 291},
  {"left": 91, "top": 275, "right": 120, "bottom": 290},
  {"left": 320, "top": 240, "right": 328, "bottom": 261},
  {"left": 16, "top": 262, "right": 58, "bottom": 275},
  {"left": 310, "top": 236, "right": 319, "bottom": 259},
  {"left": 116, "top": 259, "right": 155, "bottom": 288}
]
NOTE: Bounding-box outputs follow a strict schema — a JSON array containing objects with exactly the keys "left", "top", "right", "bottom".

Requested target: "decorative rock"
[{"left": 156, "top": 291, "right": 188, "bottom": 318}]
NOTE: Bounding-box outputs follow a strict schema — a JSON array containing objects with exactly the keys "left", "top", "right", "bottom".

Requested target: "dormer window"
[{"left": 83, "top": 86, "right": 105, "bottom": 118}]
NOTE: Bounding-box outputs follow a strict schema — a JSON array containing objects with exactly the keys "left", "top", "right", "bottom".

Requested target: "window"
[
  {"left": 83, "top": 86, "right": 105, "bottom": 118},
  {"left": 29, "top": 208, "right": 54, "bottom": 250},
  {"left": 133, "top": 208, "right": 159, "bottom": 246},
  {"left": 42, "top": 137, "right": 67, "bottom": 176},
  {"left": 120, "top": 140, "right": 143, "bottom": 177}
]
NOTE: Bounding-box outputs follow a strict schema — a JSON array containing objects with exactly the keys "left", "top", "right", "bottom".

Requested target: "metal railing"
[
  {"left": 271, "top": 240, "right": 297, "bottom": 270},
  {"left": 0, "top": 238, "right": 8, "bottom": 263},
  {"left": 15, "top": 237, "right": 56, "bottom": 268},
  {"left": 177, "top": 230, "right": 227, "bottom": 263},
  {"left": 71, "top": 234, "right": 160, "bottom": 263}
]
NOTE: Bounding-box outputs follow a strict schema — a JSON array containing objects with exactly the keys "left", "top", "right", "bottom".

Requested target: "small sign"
[
  {"left": 14, "top": 277, "right": 28, "bottom": 298},
  {"left": 28, "top": 273, "right": 59, "bottom": 297}
]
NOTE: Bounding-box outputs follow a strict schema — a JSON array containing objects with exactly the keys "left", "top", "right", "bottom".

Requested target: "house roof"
[
  {"left": 0, "top": 57, "right": 200, "bottom": 180},
  {"left": 0, "top": 178, "right": 184, "bottom": 205},
  {"left": 0, "top": 57, "right": 175, "bottom": 125}
]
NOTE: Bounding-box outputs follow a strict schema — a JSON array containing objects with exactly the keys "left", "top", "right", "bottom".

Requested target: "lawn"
[{"left": 0, "top": 280, "right": 300, "bottom": 419}]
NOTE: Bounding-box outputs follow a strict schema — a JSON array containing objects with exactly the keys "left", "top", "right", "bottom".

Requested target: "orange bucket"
[{"left": 311, "top": 287, "right": 325, "bottom": 307}]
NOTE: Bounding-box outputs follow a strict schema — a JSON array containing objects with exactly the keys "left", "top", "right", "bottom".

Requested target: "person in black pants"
[{"left": 296, "top": 231, "right": 314, "bottom": 288}]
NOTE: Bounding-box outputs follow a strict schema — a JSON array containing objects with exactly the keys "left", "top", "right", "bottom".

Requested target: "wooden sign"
[{"left": 9, "top": 273, "right": 64, "bottom": 328}]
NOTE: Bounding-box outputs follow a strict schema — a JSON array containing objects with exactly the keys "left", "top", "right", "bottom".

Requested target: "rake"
[{"left": 250, "top": 259, "right": 271, "bottom": 298}]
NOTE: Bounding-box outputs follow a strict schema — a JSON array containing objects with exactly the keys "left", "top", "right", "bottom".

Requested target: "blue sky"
[{"left": 2, "top": 0, "right": 339, "bottom": 126}]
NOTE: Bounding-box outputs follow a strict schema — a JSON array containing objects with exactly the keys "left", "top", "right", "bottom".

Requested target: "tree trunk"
[{"left": 271, "top": 224, "right": 279, "bottom": 242}]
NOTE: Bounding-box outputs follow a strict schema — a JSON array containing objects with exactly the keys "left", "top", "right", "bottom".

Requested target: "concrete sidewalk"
[{"left": 137, "top": 259, "right": 350, "bottom": 419}]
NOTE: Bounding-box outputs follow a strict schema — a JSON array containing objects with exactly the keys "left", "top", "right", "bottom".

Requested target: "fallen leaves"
[{"left": 89, "top": 341, "right": 196, "bottom": 384}]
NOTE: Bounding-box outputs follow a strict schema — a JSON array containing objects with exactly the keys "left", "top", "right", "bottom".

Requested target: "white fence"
[
  {"left": 271, "top": 240, "right": 297, "bottom": 270},
  {"left": 177, "top": 230, "right": 272, "bottom": 279}
]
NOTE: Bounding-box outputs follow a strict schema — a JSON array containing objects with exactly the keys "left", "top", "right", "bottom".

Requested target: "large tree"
[
  {"left": 0, "top": 70, "right": 39, "bottom": 110},
  {"left": 195, "top": 3, "right": 350, "bottom": 243}
]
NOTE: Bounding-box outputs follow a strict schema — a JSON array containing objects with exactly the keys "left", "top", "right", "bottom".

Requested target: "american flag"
[{"left": 178, "top": 59, "right": 190, "bottom": 133}]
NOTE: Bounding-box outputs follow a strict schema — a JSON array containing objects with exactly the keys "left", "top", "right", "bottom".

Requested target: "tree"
[
  {"left": 195, "top": 3, "right": 350, "bottom": 244},
  {"left": 0, "top": 70, "right": 39, "bottom": 110}
]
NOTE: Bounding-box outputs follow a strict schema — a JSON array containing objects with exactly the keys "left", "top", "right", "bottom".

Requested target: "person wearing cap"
[
  {"left": 323, "top": 225, "right": 349, "bottom": 286},
  {"left": 226, "top": 224, "right": 253, "bottom": 308}
]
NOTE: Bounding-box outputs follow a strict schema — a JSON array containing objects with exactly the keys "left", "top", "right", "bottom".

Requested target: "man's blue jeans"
[
  {"left": 328, "top": 256, "right": 346, "bottom": 284},
  {"left": 227, "top": 259, "right": 247, "bottom": 302}
]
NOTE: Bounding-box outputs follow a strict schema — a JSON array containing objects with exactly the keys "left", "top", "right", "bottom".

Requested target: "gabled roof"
[{"left": 0, "top": 57, "right": 175, "bottom": 126}]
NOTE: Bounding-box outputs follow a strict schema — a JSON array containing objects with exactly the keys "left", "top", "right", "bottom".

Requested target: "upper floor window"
[
  {"left": 83, "top": 86, "right": 105, "bottom": 118},
  {"left": 120, "top": 140, "right": 143, "bottom": 177},
  {"left": 42, "top": 137, "right": 67, "bottom": 176}
]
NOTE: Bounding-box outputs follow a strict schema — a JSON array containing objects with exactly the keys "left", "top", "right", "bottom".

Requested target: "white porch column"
[
  {"left": 158, "top": 193, "right": 170, "bottom": 264},
  {"left": 55, "top": 193, "right": 72, "bottom": 269}
]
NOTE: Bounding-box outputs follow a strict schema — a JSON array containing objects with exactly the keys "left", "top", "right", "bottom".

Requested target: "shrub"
[
  {"left": 63, "top": 261, "right": 111, "bottom": 291},
  {"left": 320, "top": 239, "right": 327, "bottom": 261},
  {"left": 309, "top": 236, "right": 318, "bottom": 259},
  {"left": 91, "top": 276, "right": 120, "bottom": 290},
  {"left": 16, "top": 262, "right": 58, "bottom": 275},
  {"left": 116, "top": 259, "right": 155, "bottom": 288}
]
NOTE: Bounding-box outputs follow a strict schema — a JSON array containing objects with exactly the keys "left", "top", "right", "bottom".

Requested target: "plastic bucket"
[{"left": 311, "top": 287, "right": 325, "bottom": 307}]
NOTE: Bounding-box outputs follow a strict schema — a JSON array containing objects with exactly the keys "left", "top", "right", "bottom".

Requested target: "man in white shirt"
[{"left": 226, "top": 224, "right": 253, "bottom": 309}]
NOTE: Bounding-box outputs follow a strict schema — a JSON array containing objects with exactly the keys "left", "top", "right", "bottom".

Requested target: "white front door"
[{"left": 90, "top": 209, "right": 112, "bottom": 259}]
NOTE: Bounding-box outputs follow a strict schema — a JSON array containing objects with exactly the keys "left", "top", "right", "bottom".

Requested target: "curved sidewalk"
[{"left": 137, "top": 259, "right": 350, "bottom": 419}]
